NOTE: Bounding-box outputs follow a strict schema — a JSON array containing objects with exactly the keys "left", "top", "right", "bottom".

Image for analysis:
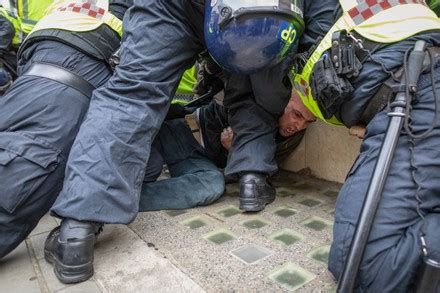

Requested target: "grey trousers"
[
  {"left": 329, "top": 64, "right": 440, "bottom": 291},
  {"left": 51, "top": 0, "right": 206, "bottom": 224},
  {"left": 0, "top": 41, "right": 112, "bottom": 258}
]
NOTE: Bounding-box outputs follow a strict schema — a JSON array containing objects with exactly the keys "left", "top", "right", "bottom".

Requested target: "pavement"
[{"left": 0, "top": 170, "right": 340, "bottom": 292}]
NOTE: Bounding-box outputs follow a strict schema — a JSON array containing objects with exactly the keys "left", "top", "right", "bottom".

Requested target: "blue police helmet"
[{"left": 204, "top": 0, "right": 304, "bottom": 75}]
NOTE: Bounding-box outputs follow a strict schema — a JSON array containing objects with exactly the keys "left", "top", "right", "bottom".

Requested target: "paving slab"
[
  {"left": 2, "top": 170, "right": 339, "bottom": 292},
  {"left": 130, "top": 171, "right": 339, "bottom": 292},
  {"left": 93, "top": 224, "right": 204, "bottom": 292},
  {"left": 0, "top": 242, "right": 41, "bottom": 293},
  {"left": 30, "top": 214, "right": 58, "bottom": 237}
]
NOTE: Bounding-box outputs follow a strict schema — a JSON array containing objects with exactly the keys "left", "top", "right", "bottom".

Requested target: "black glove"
[
  {"left": 193, "top": 57, "right": 224, "bottom": 96},
  {"left": 165, "top": 103, "right": 191, "bottom": 120},
  {"left": 310, "top": 53, "right": 354, "bottom": 119}
]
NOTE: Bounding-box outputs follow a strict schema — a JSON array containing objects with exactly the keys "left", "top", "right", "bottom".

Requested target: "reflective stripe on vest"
[
  {"left": 172, "top": 66, "right": 197, "bottom": 105},
  {"left": 291, "top": 0, "right": 440, "bottom": 125},
  {"left": 28, "top": 0, "right": 123, "bottom": 39}
]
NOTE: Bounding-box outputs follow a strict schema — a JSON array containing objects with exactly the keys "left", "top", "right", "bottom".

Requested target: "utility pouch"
[
  {"left": 310, "top": 53, "right": 354, "bottom": 119},
  {"left": 331, "top": 31, "right": 363, "bottom": 78},
  {"left": 415, "top": 256, "right": 440, "bottom": 293}
]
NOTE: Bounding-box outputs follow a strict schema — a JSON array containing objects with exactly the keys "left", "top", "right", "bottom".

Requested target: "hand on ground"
[{"left": 349, "top": 124, "right": 366, "bottom": 139}]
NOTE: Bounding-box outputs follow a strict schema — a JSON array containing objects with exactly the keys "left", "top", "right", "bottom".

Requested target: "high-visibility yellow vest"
[
  {"left": 173, "top": 66, "right": 198, "bottom": 105},
  {"left": 0, "top": 0, "right": 54, "bottom": 46},
  {"left": 18, "top": 0, "right": 54, "bottom": 34},
  {"left": 0, "top": 0, "right": 22, "bottom": 46},
  {"left": 30, "top": 0, "right": 122, "bottom": 37},
  {"left": 291, "top": 0, "right": 440, "bottom": 125}
]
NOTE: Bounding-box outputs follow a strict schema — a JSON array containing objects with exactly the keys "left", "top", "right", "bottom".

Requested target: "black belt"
[{"left": 23, "top": 63, "right": 95, "bottom": 98}]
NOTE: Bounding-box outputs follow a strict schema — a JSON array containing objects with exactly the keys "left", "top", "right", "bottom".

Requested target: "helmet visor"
[
  {"left": 215, "top": 0, "right": 303, "bottom": 26},
  {"left": 218, "top": 0, "right": 300, "bottom": 11}
]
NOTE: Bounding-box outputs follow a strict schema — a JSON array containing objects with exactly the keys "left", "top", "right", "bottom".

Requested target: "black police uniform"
[{"left": 0, "top": 1, "right": 132, "bottom": 259}]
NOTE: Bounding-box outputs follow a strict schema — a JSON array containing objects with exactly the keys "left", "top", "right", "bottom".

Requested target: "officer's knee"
[
  {"left": 0, "top": 136, "right": 61, "bottom": 214},
  {"left": 328, "top": 221, "right": 355, "bottom": 280},
  {"left": 0, "top": 208, "right": 33, "bottom": 259}
]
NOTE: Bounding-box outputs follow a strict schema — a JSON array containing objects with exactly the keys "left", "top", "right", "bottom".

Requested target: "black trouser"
[
  {"left": 0, "top": 41, "right": 111, "bottom": 258},
  {"left": 198, "top": 100, "right": 305, "bottom": 172},
  {"left": 223, "top": 63, "right": 292, "bottom": 177},
  {"left": 329, "top": 63, "right": 440, "bottom": 291}
]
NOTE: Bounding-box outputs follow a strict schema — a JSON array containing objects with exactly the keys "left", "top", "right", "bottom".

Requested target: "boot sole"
[
  {"left": 44, "top": 248, "right": 94, "bottom": 284},
  {"left": 239, "top": 196, "right": 275, "bottom": 212}
]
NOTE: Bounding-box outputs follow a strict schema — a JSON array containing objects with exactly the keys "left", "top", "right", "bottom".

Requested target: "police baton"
[{"left": 337, "top": 40, "right": 427, "bottom": 292}]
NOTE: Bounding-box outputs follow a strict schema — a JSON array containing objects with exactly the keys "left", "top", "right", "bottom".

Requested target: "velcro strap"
[
  {"left": 360, "top": 67, "right": 404, "bottom": 125},
  {"left": 23, "top": 63, "right": 95, "bottom": 98},
  {"left": 359, "top": 46, "right": 440, "bottom": 124}
]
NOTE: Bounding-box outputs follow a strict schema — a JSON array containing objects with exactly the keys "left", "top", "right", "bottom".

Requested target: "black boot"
[
  {"left": 239, "top": 172, "right": 276, "bottom": 212},
  {"left": 44, "top": 219, "right": 102, "bottom": 284}
]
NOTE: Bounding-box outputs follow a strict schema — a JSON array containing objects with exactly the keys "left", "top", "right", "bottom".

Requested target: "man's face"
[{"left": 278, "top": 91, "right": 316, "bottom": 137}]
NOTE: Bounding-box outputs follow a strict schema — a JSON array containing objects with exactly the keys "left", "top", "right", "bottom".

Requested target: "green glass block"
[
  {"left": 227, "top": 192, "right": 240, "bottom": 198},
  {"left": 180, "top": 216, "right": 208, "bottom": 229},
  {"left": 299, "top": 198, "right": 322, "bottom": 207},
  {"left": 203, "top": 229, "right": 235, "bottom": 245},
  {"left": 217, "top": 206, "right": 241, "bottom": 218},
  {"left": 269, "top": 263, "right": 316, "bottom": 291},
  {"left": 276, "top": 187, "right": 296, "bottom": 197},
  {"left": 273, "top": 207, "right": 297, "bottom": 218},
  {"left": 225, "top": 184, "right": 240, "bottom": 194},
  {"left": 270, "top": 229, "right": 303, "bottom": 246},
  {"left": 324, "top": 190, "right": 339, "bottom": 197},
  {"left": 163, "top": 209, "right": 187, "bottom": 217},
  {"left": 240, "top": 217, "right": 270, "bottom": 229},
  {"left": 294, "top": 182, "right": 317, "bottom": 191},
  {"left": 231, "top": 244, "right": 272, "bottom": 264},
  {"left": 308, "top": 246, "right": 330, "bottom": 264},
  {"left": 301, "top": 216, "right": 332, "bottom": 231}
]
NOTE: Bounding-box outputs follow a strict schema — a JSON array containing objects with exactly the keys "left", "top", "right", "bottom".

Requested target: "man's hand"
[
  {"left": 349, "top": 124, "right": 366, "bottom": 139},
  {"left": 220, "top": 127, "right": 234, "bottom": 151}
]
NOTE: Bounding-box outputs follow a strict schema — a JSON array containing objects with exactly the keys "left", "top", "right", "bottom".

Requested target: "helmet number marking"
[{"left": 280, "top": 25, "right": 297, "bottom": 45}]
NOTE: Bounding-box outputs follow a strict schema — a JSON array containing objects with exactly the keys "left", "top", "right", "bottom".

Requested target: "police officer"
[
  {"left": 0, "top": 0, "right": 132, "bottom": 261},
  {"left": 193, "top": 1, "right": 337, "bottom": 213},
  {"left": 43, "top": 0, "right": 304, "bottom": 284},
  {"left": 288, "top": 1, "right": 440, "bottom": 291},
  {"left": 0, "top": 0, "right": 53, "bottom": 92}
]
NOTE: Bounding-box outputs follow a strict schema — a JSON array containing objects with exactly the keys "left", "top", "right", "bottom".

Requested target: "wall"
[{"left": 281, "top": 120, "right": 362, "bottom": 183}]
